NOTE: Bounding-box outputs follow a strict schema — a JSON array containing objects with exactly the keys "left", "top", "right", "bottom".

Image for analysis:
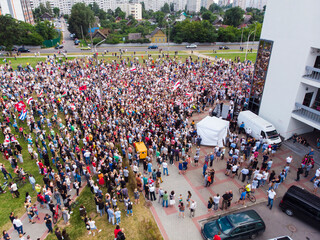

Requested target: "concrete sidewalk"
[
  {"left": 7, "top": 180, "right": 85, "bottom": 240},
  {"left": 145, "top": 111, "right": 318, "bottom": 240}
]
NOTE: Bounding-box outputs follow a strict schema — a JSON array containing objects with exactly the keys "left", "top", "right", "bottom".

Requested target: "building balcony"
[
  {"left": 292, "top": 103, "right": 320, "bottom": 130},
  {"left": 303, "top": 66, "right": 320, "bottom": 82}
]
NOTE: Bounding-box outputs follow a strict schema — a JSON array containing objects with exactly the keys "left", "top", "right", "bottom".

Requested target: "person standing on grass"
[
  {"left": 62, "top": 229, "right": 70, "bottom": 240},
  {"left": 54, "top": 227, "right": 63, "bottom": 240},
  {"left": 107, "top": 207, "right": 115, "bottom": 225},
  {"left": 126, "top": 200, "right": 133, "bottom": 217},
  {"left": 115, "top": 208, "right": 121, "bottom": 224},
  {"left": 88, "top": 218, "right": 101, "bottom": 236}
]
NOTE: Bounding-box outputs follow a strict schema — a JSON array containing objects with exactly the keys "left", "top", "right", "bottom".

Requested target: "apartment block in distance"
[
  {"left": 249, "top": 0, "right": 320, "bottom": 139},
  {"left": 119, "top": 3, "right": 142, "bottom": 20},
  {"left": 0, "top": 0, "right": 34, "bottom": 24}
]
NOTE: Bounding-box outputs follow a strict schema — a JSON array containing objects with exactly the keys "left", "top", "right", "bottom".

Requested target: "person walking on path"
[
  {"left": 162, "top": 191, "right": 168, "bottom": 208},
  {"left": 44, "top": 214, "right": 53, "bottom": 233},
  {"left": 189, "top": 200, "right": 197, "bottom": 218},
  {"left": 295, "top": 165, "right": 304, "bottom": 181},
  {"left": 220, "top": 191, "right": 230, "bottom": 210},
  {"left": 213, "top": 194, "right": 220, "bottom": 211},
  {"left": 162, "top": 160, "right": 169, "bottom": 176},
  {"left": 13, "top": 216, "right": 24, "bottom": 235},
  {"left": 2, "top": 230, "right": 11, "bottom": 240},
  {"left": 178, "top": 202, "right": 185, "bottom": 218},
  {"left": 267, "top": 189, "right": 276, "bottom": 210}
]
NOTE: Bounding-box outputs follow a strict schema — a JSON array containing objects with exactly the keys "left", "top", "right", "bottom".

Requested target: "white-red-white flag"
[
  {"left": 27, "top": 97, "right": 34, "bottom": 105},
  {"left": 130, "top": 67, "right": 136, "bottom": 72},
  {"left": 4, "top": 135, "right": 10, "bottom": 143},
  {"left": 38, "top": 89, "right": 43, "bottom": 97},
  {"left": 173, "top": 81, "right": 181, "bottom": 91},
  {"left": 186, "top": 92, "right": 192, "bottom": 97}
]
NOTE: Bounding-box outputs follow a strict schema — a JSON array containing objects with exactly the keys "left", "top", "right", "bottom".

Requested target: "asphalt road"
[
  {"left": 236, "top": 199, "right": 319, "bottom": 240},
  {"left": 34, "top": 19, "right": 258, "bottom": 54}
]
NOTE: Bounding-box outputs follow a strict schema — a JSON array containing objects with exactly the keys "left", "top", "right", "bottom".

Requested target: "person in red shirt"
[
  {"left": 114, "top": 225, "right": 121, "bottom": 239},
  {"left": 213, "top": 232, "right": 221, "bottom": 240}
]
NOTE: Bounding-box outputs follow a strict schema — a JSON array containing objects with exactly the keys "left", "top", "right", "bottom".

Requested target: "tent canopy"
[{"left": 196, "top": 116, "right": 229, "bottom": 147}]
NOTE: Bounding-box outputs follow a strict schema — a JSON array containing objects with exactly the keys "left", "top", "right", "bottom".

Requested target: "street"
[
  {"left": 236, "top": 199, "right": 319, "bottom": 240},
  {"left": 32, "top": 18, "right": 258, "bottom": 54}
]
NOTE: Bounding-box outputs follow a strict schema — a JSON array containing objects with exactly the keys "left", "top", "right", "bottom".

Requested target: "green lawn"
[{"left": 207, "top": 52, "right": 257, "bottom": 62}]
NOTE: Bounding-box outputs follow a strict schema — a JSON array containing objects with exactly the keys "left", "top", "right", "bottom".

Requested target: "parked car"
[
  {"left": 55, "top": 44, "right": 64, "bottom": 49},
  {"left": 74, "top": 39, "right": 80, "bottom": 45},
  {"left": 18, "top": 48, "right": 30, "bottom": 53},
  {"left": 279, "top": 185, "right": 320, "bottom": 227},
  {"left": 219, "top": 46, "right": 230, "bottom": 50},
  {"left": 268, "top": 236, "right": 293, "bottom": 240},
  {"left": 186, "top": 44, "right": 197, "bottom": 48},
  {"left": 148, "top": 45, "right": 158, "bottom": 49},
  {"left": 12, "top": 47, "right": 18, "bottom": 51},
  {"left": 201, "top": 210, "right": 265, "bottom": 240}
]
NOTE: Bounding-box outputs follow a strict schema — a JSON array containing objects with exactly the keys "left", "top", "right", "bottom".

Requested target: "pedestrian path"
[{"left": 7, "top": 180, "right": 85, "bottom": 240}]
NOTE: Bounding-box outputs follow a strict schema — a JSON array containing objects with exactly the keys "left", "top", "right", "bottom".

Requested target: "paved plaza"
[{"left": 148, "top": 111, "right": 319, "bottom": 240}]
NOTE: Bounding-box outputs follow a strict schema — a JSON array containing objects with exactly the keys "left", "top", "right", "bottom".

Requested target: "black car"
[
  {"left": 279, "top": 185, "right": 320, "bottom": 227},
  {"left": 201, "top": 210, "right": 265, "bottom": 239},
  {"left": 219, "top": 46, "right": 230, "bottom": 50},
  {"left": 18, "top": 48, "right": 30, "bottom": 52},
  {"left": 55, "top": 45, "right": 64, "bottom": 49}
]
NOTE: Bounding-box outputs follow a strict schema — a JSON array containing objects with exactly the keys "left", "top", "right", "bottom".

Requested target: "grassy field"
[{"left": 206, "top": 52, "right": 257, "bottom": 62}]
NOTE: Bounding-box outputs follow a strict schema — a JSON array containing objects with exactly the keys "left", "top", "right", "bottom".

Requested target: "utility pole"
[
  {"left": 95, "top": 53, "right": 103, "bottom": 122},
  {"left": 252, "top": 22, "right": 257, "bottom": 46}
]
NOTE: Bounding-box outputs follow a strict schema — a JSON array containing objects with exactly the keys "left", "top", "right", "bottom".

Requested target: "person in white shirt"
[
  {"left": 13, "top": 217, "right": 24, "bottom": 234},
  {"left": 213, "top": 194, "right": 221, "bottom": 210},
  {"left": 88, "top": 218, "right": 101, "bottom": 236},
  {"left": 189, "top": 200, "right": 197, "bottom": 218},
  {"left": 267, "top": 189, "right": 276, "bottom": 210},
  {"left": 162, "top": 160, "right": 169, "bottom": 176}
]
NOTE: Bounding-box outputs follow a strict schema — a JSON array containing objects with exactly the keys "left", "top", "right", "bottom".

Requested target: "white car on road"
[{"left": 186, "top": 44, "right": 197, "bottom": 48}]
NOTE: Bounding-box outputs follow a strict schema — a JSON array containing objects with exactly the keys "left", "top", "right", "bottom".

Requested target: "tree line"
[{"left": 0, "top": 15, "right": 58, "bottom": 50}]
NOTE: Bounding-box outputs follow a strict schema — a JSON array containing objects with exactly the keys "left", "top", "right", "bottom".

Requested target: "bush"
[{"left": 125, "top": 38, "right": 151, "bottom": 44}]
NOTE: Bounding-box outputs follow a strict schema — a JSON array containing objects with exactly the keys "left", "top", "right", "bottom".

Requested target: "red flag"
[
  {"left": 79, "top": 85, "right": 87, "bottom": 91},
  {"left": 15, "top": 101, "right": 26, "bottom": 112}
]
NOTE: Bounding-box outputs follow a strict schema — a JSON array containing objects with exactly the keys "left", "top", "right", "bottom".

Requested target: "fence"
[{"left": 42, "top": 33, "right": 61, "bottom": 48}]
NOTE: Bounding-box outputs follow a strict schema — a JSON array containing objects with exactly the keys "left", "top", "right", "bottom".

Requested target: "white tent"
[{"left": 196, "top": 116, "right": 229, "bottom": 147}]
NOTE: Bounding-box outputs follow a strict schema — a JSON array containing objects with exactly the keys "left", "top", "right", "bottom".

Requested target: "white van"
[{"left": 237, "top": 111, "right": 282, "bottom": 146}]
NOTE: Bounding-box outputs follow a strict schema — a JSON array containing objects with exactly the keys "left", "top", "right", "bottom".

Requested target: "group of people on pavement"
[{"left": 0, "top": 51, "right": 318, "bottom": 240}]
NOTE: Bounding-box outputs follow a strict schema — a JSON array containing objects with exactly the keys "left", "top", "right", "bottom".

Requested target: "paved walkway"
[
  {"left": 7, "top": 180, "right": 85, "bottom": 240},
  {"left": 146, "top": 110, "right": 318, "bottom": 240}
]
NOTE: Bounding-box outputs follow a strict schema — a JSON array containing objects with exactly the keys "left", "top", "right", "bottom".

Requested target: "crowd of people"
[{"left": 0, "top": 52, "right": 318, "bottom": 240}]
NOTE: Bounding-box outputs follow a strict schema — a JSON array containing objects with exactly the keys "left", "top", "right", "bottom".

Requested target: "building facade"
[
  {"left": 186, "top": 0, "right": 201, "bottom": 12},
  {"left": 0, "top": 0, "right": 34, "bottom": 24},
  {"left": 119, "top": 3, "right": 142, "bottom": 20},
  {"left": 250, "top": 0, "right": 320, "bottom": 139}
]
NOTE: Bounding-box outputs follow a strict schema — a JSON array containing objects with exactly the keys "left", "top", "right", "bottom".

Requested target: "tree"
[
  {"left": 153, "top": 11, "right": 165, "bottom": 27},
  {"left": 202, "top": 11, "right": 217, "bottom": 23},
  {"left": 68, "top": 3, "right": 94, "bottom": 38},
  {"left": 115, "top": 7, "right": 126, "bottom": 19},
  {"left": 200, "top": 7, "right": 207, "bottom": 14},
  {"left": 161, "top": 3, "right": 170, "bottom": 13},
  {"left": 224, "top": 7, "right": 245, "bottom": 27},
  {"left": 45, "top": 1, "right": 52, "bottom": 15},
  {"left": 35, "top": 20, "right": 56, "bottom": 40},
  {"left": 170, "top": 3, "right": 174, "bottom": 12},
  {"left": 53, "top": 7, "right": 60, "bottom": 17},
  {"left": 0, "top": 15, "right": 20, "bottom": 50},
  {"left": 209, "top": 3, "right": 222, "bottom": 13}
]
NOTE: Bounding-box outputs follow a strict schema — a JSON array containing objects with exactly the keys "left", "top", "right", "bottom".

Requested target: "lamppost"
[{"left": 245, "top": 29, "right": 256, "bottom": 61}]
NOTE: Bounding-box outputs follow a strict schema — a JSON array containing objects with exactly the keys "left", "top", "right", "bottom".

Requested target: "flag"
[
  {"left": 38, "top": 89, "right": 43, "bottom": 97},
  {"left": 79, "top": 85, "right": 87, "bottom": 91},
  {"left": 4, "top": 135, "right": 10, "bottom": 144},
  {"left": 70, "top": 103, "right": 76, "bottom": 111},
  {"left": 173, "top": 81, "right": 181, "bottom": 91},
  {"left": 15, "top": 101, "right": 26, "bottom": 112},
  {"left": 156, "top": 78, "right": 163, "bottom": 84},
  {"left": 19, "top": 109, "right": 28, "bottom": 121},
  {"left": 27, "top": 97, "right": 34, "bottom": 105},
  {"left": 11, "top": 136, "right": 18, "bottom": 143},
  {"left": 130, "top": 67, "right": 136, "bottom": 72},
  {"left": 186, "top": 92, "right": 192, "bottom": 97},
  {"left": 61, "top": 91, "right": 67, "bottom": 97}
]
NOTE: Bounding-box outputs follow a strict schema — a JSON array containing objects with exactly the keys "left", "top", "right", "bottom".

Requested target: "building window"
[{"left": 248, "top": 39, "right": 273, "bottom": 114}]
